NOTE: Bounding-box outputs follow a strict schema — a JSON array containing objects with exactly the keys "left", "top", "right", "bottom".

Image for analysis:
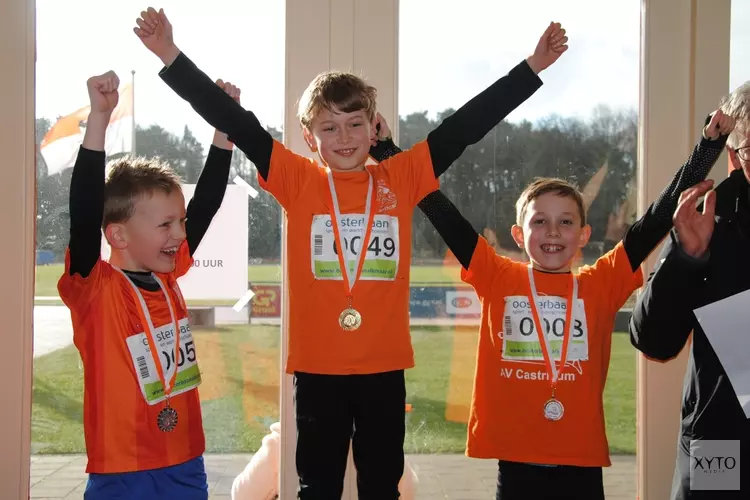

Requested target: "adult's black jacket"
[{"left": 630, "top": 168, "right": 750, "bottom": 499}]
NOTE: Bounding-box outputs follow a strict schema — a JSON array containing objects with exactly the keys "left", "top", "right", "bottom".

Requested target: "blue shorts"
[{"left": 84, "top": 456, "right": 208, "bottom": 500}]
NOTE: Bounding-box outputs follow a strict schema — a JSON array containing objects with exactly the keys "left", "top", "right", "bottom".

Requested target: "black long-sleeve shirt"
[
  {"left": 157, "top": 52, "right": 544, "bottom": 182},
  {"left": 67, "top": 145, "right": 233, "bottom": 290},
  {"left": 370, "top": 132, "right": 727, "bottom": 272},
  {"left": 629, "top": 168, "right": 750, "bottom": 499}
]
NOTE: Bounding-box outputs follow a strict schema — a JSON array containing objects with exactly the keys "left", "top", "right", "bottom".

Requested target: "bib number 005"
[{"left": 161, "top": 341, "right": 197, "bottom": 372}]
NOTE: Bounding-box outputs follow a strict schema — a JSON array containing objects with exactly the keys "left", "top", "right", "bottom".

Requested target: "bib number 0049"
[{"left": 332, "top": 235, "right": 396, "bottom": 258}]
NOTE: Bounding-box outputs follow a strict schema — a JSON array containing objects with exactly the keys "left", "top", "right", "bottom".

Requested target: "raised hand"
[
  {"left": 87, "top": 71, "right": 120, "bottom": 115},
  {"left": 133, "top": 7, "right": 180, "bottom": 66},
  {"left": 526, "top": 22, "right": 569, "bottom": 74},
  {"left": 212, "top": 80, "right": 241, "bottom": 149},
  {"left": 371, "top": 112, "right": 392, "bottom": 147},
  {"left": 673, "top": 180, "right": 716, "bottom": 258},
  {"left": 216, "top": 79, "right": 241, "bottom": 104},
  {"left": 703, "top": 109, "right": 736, "bottom": 140}
]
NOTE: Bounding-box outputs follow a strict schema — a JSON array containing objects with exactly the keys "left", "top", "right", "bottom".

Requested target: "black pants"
[
  {"left": 294, "top": 370, "right": 406, "bottom": 500},
  {"left": 496, "top": 460, "right": 605, "bottom": 500}
]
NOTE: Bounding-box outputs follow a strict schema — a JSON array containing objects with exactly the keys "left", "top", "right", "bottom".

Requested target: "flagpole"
[{"left": 131, "top": 70, "right": 136, "bottom": 156}]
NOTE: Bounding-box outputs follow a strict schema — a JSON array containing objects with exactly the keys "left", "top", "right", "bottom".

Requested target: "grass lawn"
[{"left": 31, "top": 325, "right": 636, "bottom": 455}]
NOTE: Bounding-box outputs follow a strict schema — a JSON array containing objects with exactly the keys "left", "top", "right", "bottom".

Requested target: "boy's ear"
[
  {"left": 578, "top": 224, "right": 592, "bottom": 248},
  {"left": 302, "top": 127, "right": 317, "bottom": 152},
  {"left": 511, "top": 225, "right": 525, "bottom": 249},
  {"left": 105, "top": 223, "right": 128, "bottom": 250}
]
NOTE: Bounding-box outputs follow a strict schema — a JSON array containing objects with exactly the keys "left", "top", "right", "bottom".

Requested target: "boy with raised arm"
[
  {"left": 370, "top": 111, "right": 734, "bottom": 499},
  {"left": 58, "top": 70, "right": 239, "bottom": 500},
  {"left": 134, "top": 7, "right": 567, "bottom": 498}
]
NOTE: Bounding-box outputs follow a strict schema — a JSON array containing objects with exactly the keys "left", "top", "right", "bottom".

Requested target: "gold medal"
[
  {"left": 339, "top": 307, "right": 362, "bottom": 331},
  {"left": 325, "top": 168, "right": 375, "bottom": 333}
]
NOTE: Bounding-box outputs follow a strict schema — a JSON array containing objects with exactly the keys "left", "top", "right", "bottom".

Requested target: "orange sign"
[{"left": 251, "top": 285, "right": 281, "bottom": 317}]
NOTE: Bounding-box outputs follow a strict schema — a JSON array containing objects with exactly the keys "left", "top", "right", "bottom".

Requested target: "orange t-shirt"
[
  {"left": 58, "top": 241, "right": 205, "bottom": 474},
  {"left": 259, "top": 140, "right": 438, "bottom": 375},
  {"left": 462, "top": 237, "right": 643, "bottom": 467}
]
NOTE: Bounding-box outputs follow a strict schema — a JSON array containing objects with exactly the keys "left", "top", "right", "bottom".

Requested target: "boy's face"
[
  {"left": 303, "top": 107, "right": 376, "bottom": 172},
  {"left": 107, "top": 189, "right": 187, "bottom": 273},
  {"left": 511, "top": 192, "right": 591, "bottom": 273}
]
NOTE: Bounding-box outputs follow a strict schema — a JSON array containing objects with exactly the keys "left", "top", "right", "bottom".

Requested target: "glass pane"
[
  {"left": 731, "top": 0, "right": 750, "bottom": 87},
  {"left": 32, "top": 1, "right": 284, "bottom": 498},
  {"left": 730, "top": 0, "right": 750, "bottom": 184},
  {"left": 399, "top": 2, "right": 639, "bottom": 498}
]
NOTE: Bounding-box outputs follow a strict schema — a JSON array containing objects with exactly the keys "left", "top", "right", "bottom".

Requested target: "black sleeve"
[
  {"left": 621, "top": 133, "right": 727, "bottom": 271},
  {"left": 369, "top": 137, "right": 402, "bottom": 163},
  {"left": 185, "top": 145, "right": 233, "bottom": 255},
  {"left": 629, "top": 230, "right": 709, "bottom": 360},
  {"left": 68, "top": 147, "right": 106, "bottom": 277},
  {"left": 159, "top": 52, "right": 273, "bottom": 181},
  {"left": 417, "top": 191, "right": 479, "bottom": 270},
  {"left": 426, "top": 60, "right": 542, "bottom": 177}
]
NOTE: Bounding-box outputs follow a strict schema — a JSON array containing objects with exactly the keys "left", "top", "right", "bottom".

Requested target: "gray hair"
[{"left": 720, "top": 82, "right": 750, "bottom": 148}]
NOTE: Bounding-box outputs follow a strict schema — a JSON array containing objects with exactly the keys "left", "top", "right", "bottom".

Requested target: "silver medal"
[{"left": 543, "top": 398, "right": 564, "bottom": 421}]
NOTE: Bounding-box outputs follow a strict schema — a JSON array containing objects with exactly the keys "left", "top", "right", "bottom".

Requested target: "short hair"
[
  {"left": 515, "top": 178, "right": 586, "bottom": 226},
  {"left": 720, "top": 81, "right": 750, "bottom": 148},
  {"left": 297, "top": 71, "right": 377, "bottom": 129},
  {"left": 103, "top": 156, "right": 182, "bottom": 228}
]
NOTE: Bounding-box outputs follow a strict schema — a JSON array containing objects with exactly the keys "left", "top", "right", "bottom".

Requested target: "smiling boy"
[
  {"left": 133, "top": 7, "right": 568, "bottom": 497},
  {"left": 369, "top": 111, "right": 734, "bottom": 499}
]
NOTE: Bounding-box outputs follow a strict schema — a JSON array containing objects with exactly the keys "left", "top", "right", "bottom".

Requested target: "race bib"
[
  {"left": 501, "top": 295, "right": 589, "bottom": 362},
  {"left": 310, "top": 214, "right": 399, "bottom": 280},
  {"left": 125, "top": 317, "right": 202, "bottom": 405}
]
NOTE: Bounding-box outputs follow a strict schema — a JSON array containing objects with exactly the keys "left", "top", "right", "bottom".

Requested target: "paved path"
[{"left": 30, "top": 453, "right": 636, "bottom": 499}]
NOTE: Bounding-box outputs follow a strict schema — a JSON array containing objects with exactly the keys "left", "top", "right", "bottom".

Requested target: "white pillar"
[
  {"left": 0, "top": 0, "right": 35, "bottom": 497},
  {"left": 637, "top": 1, "right": 730, "bottom": 498}
]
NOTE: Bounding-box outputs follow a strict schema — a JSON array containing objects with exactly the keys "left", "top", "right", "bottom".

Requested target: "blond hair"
[
  {"left": 103, "top": 156, "right": 182, "bottom": 227},
  {"left": 297, "top": 71, "right": 377, "bottom": 129},
  {"left": 515, "top": 178, "right": 586, "bottom": 226}
]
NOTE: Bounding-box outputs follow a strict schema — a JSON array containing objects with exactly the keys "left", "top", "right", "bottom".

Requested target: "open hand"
[
  {"left": 133, "top": 7, "right": 180, "bottom": 65},
  {"left": 526, "top": 22, "right": 568, "bottom": 74},
  {"left": 703, "top": 109, "right": 735, "bottom": 140},
  {"left": 673, "top": 180, "right": 716, "bottom": 258},
  {"left": 87, "top": 71, "right": 119, "bottom": 114}
]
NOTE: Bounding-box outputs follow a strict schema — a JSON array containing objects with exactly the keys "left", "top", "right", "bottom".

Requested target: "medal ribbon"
[
  {"left": 325, "top": 168, "right": 376, "bottom": 305},
  {"left": 526, "top": 266, "right": 578, "bottom": 396},
  {"left": 115, "top": 268, "right": 181, "bottom": 401}
]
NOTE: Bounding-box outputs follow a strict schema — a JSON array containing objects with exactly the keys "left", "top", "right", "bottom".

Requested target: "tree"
[
  {"left": 178, "top": 126, "right": 205, "bottom": 183},
  {"left": 135, "top": 124, "right": 182, "bottom": 170},
  {"left": 34, "top": 109, "right": 639, "bottom": 265},
  {"left": 36, "top": 117, "right": 71, "bottom": 259},
  {"left": 398, "top": 105, "right": 639, "bottom": 262},
  {"left": 237, "top": 126, "right": 284, "bottom": 261}
]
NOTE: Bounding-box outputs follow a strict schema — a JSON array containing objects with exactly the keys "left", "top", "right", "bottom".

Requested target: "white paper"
[{"left": 693, "top": 289, "right": 750, "bottom": 418}]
